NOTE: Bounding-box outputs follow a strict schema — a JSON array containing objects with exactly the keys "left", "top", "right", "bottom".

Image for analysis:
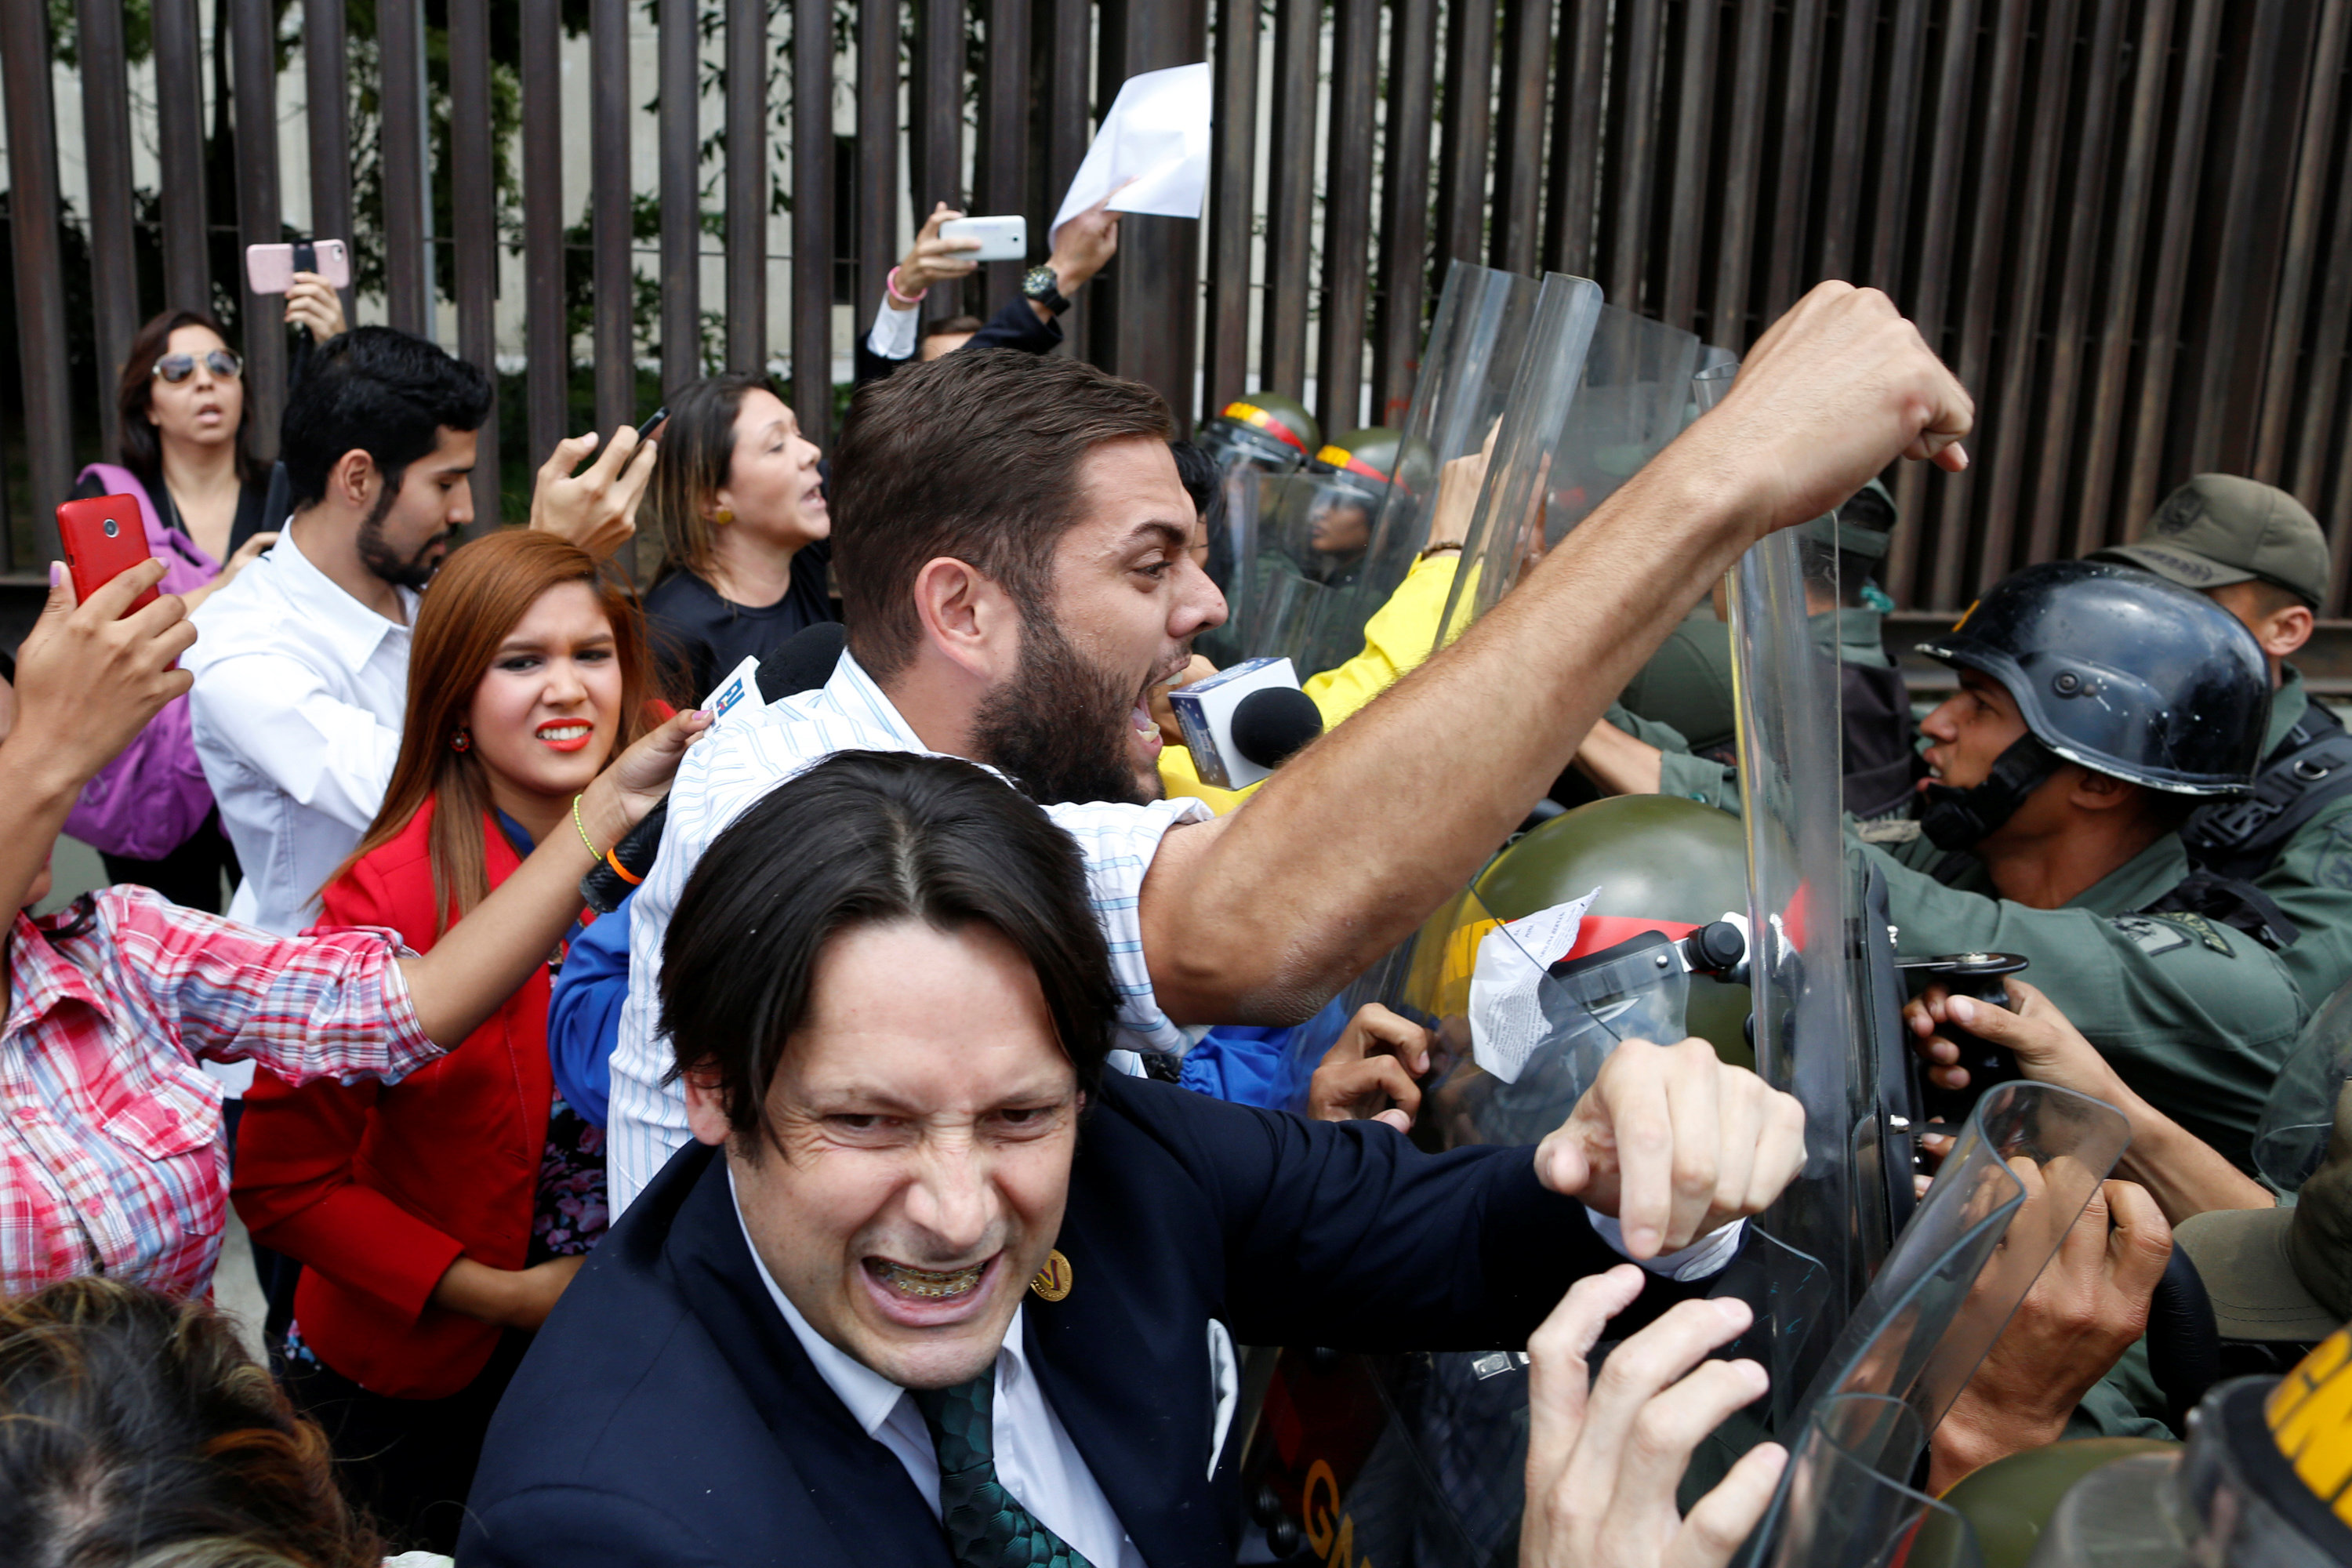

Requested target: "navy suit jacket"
[
  {"left": 851, "top": 292, "right": 1063, "bottom": 385},
  {"left": 458, "top": 1073, "right": 1691, "bottom": 1566}
]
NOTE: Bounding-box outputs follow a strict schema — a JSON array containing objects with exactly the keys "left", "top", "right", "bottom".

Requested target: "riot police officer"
[
  {"left": 2087, "top": 475, "right": 2352, "bottom": 1032},
  {"left": 1583, "top": 561, "right": 2303, "bottom": 1166},
  {"left": 1592, "top": 482, "right": 1918, "bottom": 818},
  {"left": 1873, "top": 561, "right": 2300, "bottom": 1166},
  {"left": 1196, "top": 391, "right": 1323, "bottom": 476}
]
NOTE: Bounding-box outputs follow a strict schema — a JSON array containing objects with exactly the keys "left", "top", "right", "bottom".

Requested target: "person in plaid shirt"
[{"left": 0, "top": 557, "right": 704, "bottom": 1302}]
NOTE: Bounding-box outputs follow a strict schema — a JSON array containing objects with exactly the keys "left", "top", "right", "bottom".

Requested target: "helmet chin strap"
[{"left": 1919, "top": 734, "right": 2061, "bottom": 851}]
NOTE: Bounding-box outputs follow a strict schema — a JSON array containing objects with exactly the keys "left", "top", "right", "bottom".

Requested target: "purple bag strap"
[{"left": 77, "top": 463, "right": 220, "bottom": 592}]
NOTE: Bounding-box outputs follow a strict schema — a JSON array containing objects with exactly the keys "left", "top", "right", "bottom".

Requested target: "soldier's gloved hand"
[
  {"left": 1907, "top": 978, "right": 2131, "bottom": 1105},
  {"left": 1534, "top": 1037, "right": 1806, "bottom": 1259},
  {"left": 1521, "top": 1265, "right": 1787, "bottom": 1568},
  {"left": 1306, "top": 1004, "right": 1434, "bottom": 1131},
  {"left": 1926, "top": 1174, "right": 2171, "bottom": 1492}
]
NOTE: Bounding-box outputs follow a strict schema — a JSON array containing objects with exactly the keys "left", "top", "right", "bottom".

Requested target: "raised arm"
[{"left": 1139, "top": 284, "right": 1973, "bottom": 1025}]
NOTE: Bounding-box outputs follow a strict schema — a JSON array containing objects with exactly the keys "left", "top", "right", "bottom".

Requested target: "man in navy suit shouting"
[{"left": 460, "top": 751, "right": 1806, "bottom": 1568}]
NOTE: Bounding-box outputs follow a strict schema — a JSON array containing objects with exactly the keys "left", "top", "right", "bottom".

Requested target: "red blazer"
[{"left": 233, "top": 797, "right": 554, "bottom": 1399}]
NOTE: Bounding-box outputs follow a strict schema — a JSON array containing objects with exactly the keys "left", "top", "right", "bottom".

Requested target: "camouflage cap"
[
  {"left": 2091, "top": 474, "right": 2330, "bottom": 608},
  {"left": 2175, "top": 1079, "right": 2352, "bottom": 1342}
]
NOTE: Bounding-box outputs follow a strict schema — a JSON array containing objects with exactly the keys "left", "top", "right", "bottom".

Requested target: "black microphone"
[
  {"left": 1229, "top": 685, "right": 1323, "bottom": 769},
  {"left": 579, "top": 622, "right": 848, "bottom": 914}
]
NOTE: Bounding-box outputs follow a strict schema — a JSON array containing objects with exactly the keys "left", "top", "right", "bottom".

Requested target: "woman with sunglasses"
[{"left": 65, "top": 292, "right": 345, "bottom": 911}]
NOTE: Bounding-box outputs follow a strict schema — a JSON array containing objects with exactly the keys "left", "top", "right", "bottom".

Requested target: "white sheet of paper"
[{"left": 1051, "top": 62, "right": 1212, "bottom": 244}]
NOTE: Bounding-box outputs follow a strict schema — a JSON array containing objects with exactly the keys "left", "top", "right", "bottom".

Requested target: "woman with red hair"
[{"left": 234, "top": 529, "right": 662, "bottom": 1552}]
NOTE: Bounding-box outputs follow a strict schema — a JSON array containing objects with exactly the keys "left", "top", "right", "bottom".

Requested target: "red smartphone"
[{"left": 56, "top": 495, "right": 160, "bottom": 614}]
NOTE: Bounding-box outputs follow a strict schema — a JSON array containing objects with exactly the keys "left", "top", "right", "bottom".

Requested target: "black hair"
[
  {"left": 278, "top": 326, "right": 492, "bottom": 510},
  {"left": 1167, "top": 438, "right": 1234, "bottom": 593},
  {"left": 0, "top": 1279, "right": 381, "bottom": 1568},
  {"left": 659, "top": 750, "right": 1121, "bottom": 1140}
]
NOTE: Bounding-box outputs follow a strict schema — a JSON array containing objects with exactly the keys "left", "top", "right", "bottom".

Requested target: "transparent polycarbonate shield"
[
  {"left": 1707, "top": 357, "right": 1886, "bottom": 1385},
  {"left": 1275, "top": 879, "right": 1831, "bottom": 1563},
  {"left": 1433, "top": 288, "right": 1703, "bottom": 651},
  {"left": 2254, "top": 975, "right": 2352, "bottom": 1192},
  {"left": 1219, "top": 262, "right": 1540, "bottom": 681},
  {"left": 1743, "top": 1080, "right": 2135, "bottom": 1568}
]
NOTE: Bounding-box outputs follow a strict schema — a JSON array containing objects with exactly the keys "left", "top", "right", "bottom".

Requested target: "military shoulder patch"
[{"left": 2113, "top": 912, "right": 2231, "bottom": 957}]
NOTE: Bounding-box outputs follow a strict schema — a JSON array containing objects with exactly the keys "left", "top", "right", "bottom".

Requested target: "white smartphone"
[
  {"left": 245, "top": 239, "right": 352, "bottom": 294},
  {"left": 938, "top": 215, "right": 1029, "bottom": 262}
]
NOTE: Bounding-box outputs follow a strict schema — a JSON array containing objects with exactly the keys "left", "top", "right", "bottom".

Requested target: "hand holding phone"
[
  {"left": 56, "top": 495, "right": 159, "bottom": 615},
  {"left": 246, "top": 239, "right": 352, "bottom": 295},
  {"left": 938, "top": 215, "right": 1029, "bottom": 263}
]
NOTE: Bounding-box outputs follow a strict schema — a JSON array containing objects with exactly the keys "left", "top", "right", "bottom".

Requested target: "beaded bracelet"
[
  {"left": 886, "top": 265, "right": 929, "bottom": 307},
  {"left": 572, "top": 793, "right": 603, "bottom": 862}
]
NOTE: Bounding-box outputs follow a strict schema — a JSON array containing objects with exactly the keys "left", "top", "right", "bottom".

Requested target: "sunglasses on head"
[{"left": 152, "top": 350, "right": 243, "bottom": 384}]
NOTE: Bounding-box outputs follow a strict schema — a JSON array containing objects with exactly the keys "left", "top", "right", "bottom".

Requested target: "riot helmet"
[
  {"left": 1197, "top": 393, "right": 1322, "bottom": 477},
  {"left": 1913, "top": 560, "right": 2268, "bottom": 850},
  {"left": 2020, "top": 1327, "right": 2352, "bottom": 1568},
  {"left": 1474, "top": 795, "right": 1755, "bottom": 1066},
  {"left": 1294, "top": 427, "right": 1421, "bottom": 569}
]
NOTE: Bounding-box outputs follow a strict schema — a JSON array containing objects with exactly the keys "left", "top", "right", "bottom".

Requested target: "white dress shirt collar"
[
  {"left": 267, "top": 520, "right": 419, "bottom": 667},
  {"left": 817, "top": 648, "right": 930, "bottom": 753}
]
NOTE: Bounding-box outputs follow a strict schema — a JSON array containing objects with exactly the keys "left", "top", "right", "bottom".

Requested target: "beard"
[
  {"left": 971, "top": 612, "right": 1161, "bottom": 808},
  {"left": 356, "top": 485, "right": 454, "bottom": 592}
]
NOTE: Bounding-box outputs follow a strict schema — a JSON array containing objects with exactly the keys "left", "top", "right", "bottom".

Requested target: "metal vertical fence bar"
[
  {"left": 660, "top": 0, "right": 704, "bottom": 396},
  {"left": 915, "top": 0, "right": 964, "bottom": 321},
  {"left": 1260, "top": 0, "right": 1317, "bottom": 398},
  {"left": 1490, "top": 0, "right": 1552, "bottom": 279},
  {"left": 448, "top": 0, "right": 501, "bottom": 526},
  {"left": 379, "top": 0, "right": 431, "bottom": 336},
  {"left": 1710, "top": 0, "right": 1773, "bottom": 344},
  {"left": 980, "top": 0, "right": 1033, "bottom": 309},
  {"left": 793, "top": 0, "right": 835, "bottom": 444},
  {"left": 2, "top": 0, "right": 67, "bottom": 562},
  {"left": 1045, "top": 0, "right": 1092, "bottom": 363},
  {"left": 1317, "top": 0, "right": 1380, "bottom": 435},
  {"left": 522, "top": 0, "right": 568, "bottom": 465},
  {"left": 2255, "top": 0, "right": 2350, "bottom": 482},
  {"left": 1105, "top": 0, "right": 1207, "bottom": 422},
  {"left": 305, "top": 0, "right": 355, "bottom": 320},
  {"left": 1203, "top": 0, "right": 1258, "bottom": 412},
  {"left": 2071, "top": 0, "right": 2175, "bottom": 557},
  {"left": 1546, "top": 0, "right": 1606, "bottom": 279},
  {"left": 1374, "top": 0, "right": 1439, "bottom": 422},
  {"left": 2027, "top": 0, "right": 2123, "bottom": 564},
  {"left": 727, "top": 0, "right": 768, "bottom": 372},
  {"left": 151, "top": 0, "right": 209, "bottom": 313},
  {"left": 593, "top": 0, "right": 637, "bottom": 430},
  {"left": 228, "top": 0, "right": 285, "bottom": 466},
  {"left": 1762, "top": 0, "right": 1827, "bottom": 321},
  {"left": 74, "top": 0, "right": 138, "bottom": 456},
  {"left": 1436, "top": 0, "right": 1497, "bottom": 273},
  {"left": 1658, "top": 0, "right": 1716, "bottom": 331},
  {"left": 857, "top": 0, "right": 902, "bottom": 345}
]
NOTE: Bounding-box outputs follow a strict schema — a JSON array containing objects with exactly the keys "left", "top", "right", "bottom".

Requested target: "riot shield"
[
  {"left": 2254, "top": 974, "right": 2352, "bottom": 1192},
  {"left": 1708, "top": 356, "right": 1909, "bottom": 1396},
  {"left": 1432, "top": 287, "right": 1703, "bottom": 650},
  {"left": 1745, "top": 1080, "right": 2135, "bottom": 1568},
  {"left": 1241, "top": 881, "right": 1831, "bottom": 1566},
  {"left": 1218, "top": 261, "right": 1541, "bottom": 681}
]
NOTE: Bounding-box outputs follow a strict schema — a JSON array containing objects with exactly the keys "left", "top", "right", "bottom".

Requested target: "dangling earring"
[
  {"left": 713, "top": 507, "right": 735, "bottom": 525},
  {"left": 450, "top": 729, "right": 470, "bottom": 753}
]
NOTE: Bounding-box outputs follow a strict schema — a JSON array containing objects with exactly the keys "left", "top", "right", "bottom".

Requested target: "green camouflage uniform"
[
  {"left": 1862, "top": 824, "right": 2306, "bottom": 1171},
  {"left": 2226, "top": 665, "right": 2352, "bottom": 1016}
]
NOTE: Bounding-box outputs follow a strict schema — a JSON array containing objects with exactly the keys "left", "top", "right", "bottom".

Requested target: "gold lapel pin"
[{"left": 1029, "top": 1249, "right": 1073, "bottom": 1302}]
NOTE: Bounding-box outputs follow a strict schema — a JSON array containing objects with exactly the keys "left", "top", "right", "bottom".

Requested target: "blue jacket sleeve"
[
  {"left": 970, "top": 293, "right": 1063, "bottom": 354},
  {"left": 549, "top": 889, "right": 634, "bottom": 1127}
]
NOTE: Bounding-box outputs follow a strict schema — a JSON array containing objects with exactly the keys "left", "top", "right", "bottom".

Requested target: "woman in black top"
[{"left": 640, "top": 372, "right": 837, "bottom": 702}]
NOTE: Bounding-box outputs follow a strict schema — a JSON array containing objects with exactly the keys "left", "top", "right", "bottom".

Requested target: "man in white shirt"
[
  {"left": 608, "top": 282, "right": 1975, "bottom": 1216},
  {"left": 187, "top": 328, "right": 653, "bottom": 937},
  {"left": 464, "top": 750, "right": 1806, "bottom": 1567}
]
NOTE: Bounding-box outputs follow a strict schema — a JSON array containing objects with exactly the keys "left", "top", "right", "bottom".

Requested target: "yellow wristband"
[{"left": 572, "top": 793, "right": 602, "bottom": 862}]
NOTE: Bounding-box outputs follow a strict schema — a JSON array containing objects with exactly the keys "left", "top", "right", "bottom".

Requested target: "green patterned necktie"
[{"left": 912, "top": 1373, "right": 1095, "bottom": 1568}]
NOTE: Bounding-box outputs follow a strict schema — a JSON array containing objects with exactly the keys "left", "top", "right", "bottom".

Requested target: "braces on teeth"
[{"left": 883, "top": 1261, "right": 982, "bottom": 1298}]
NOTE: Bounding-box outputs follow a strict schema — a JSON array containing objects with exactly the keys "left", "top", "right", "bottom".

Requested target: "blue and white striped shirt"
[{"left": 607, "top": 652, "right": 1207, "bottom": 1214}]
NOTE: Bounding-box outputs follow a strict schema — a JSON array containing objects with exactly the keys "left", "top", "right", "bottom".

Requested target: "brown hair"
[
  {"left": 117, "top": 309, "right": 266, "bottom": 492},
  {"left": 828, "top": 348, "right": 1174, "bottom": 680},
  {"left": 0, "top": 1278, "right": 383, "bottom": 1567},
  {"left": 335, "top": 530, "right": 655, "bottom": 930},
  {"left": 645, "top": 370, "right": 775, "bottom": 583}
]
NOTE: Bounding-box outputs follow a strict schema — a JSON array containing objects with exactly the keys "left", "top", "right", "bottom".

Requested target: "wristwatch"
[{"left": 1022, "top": 265, "right": 1072, "bottom": 315}]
